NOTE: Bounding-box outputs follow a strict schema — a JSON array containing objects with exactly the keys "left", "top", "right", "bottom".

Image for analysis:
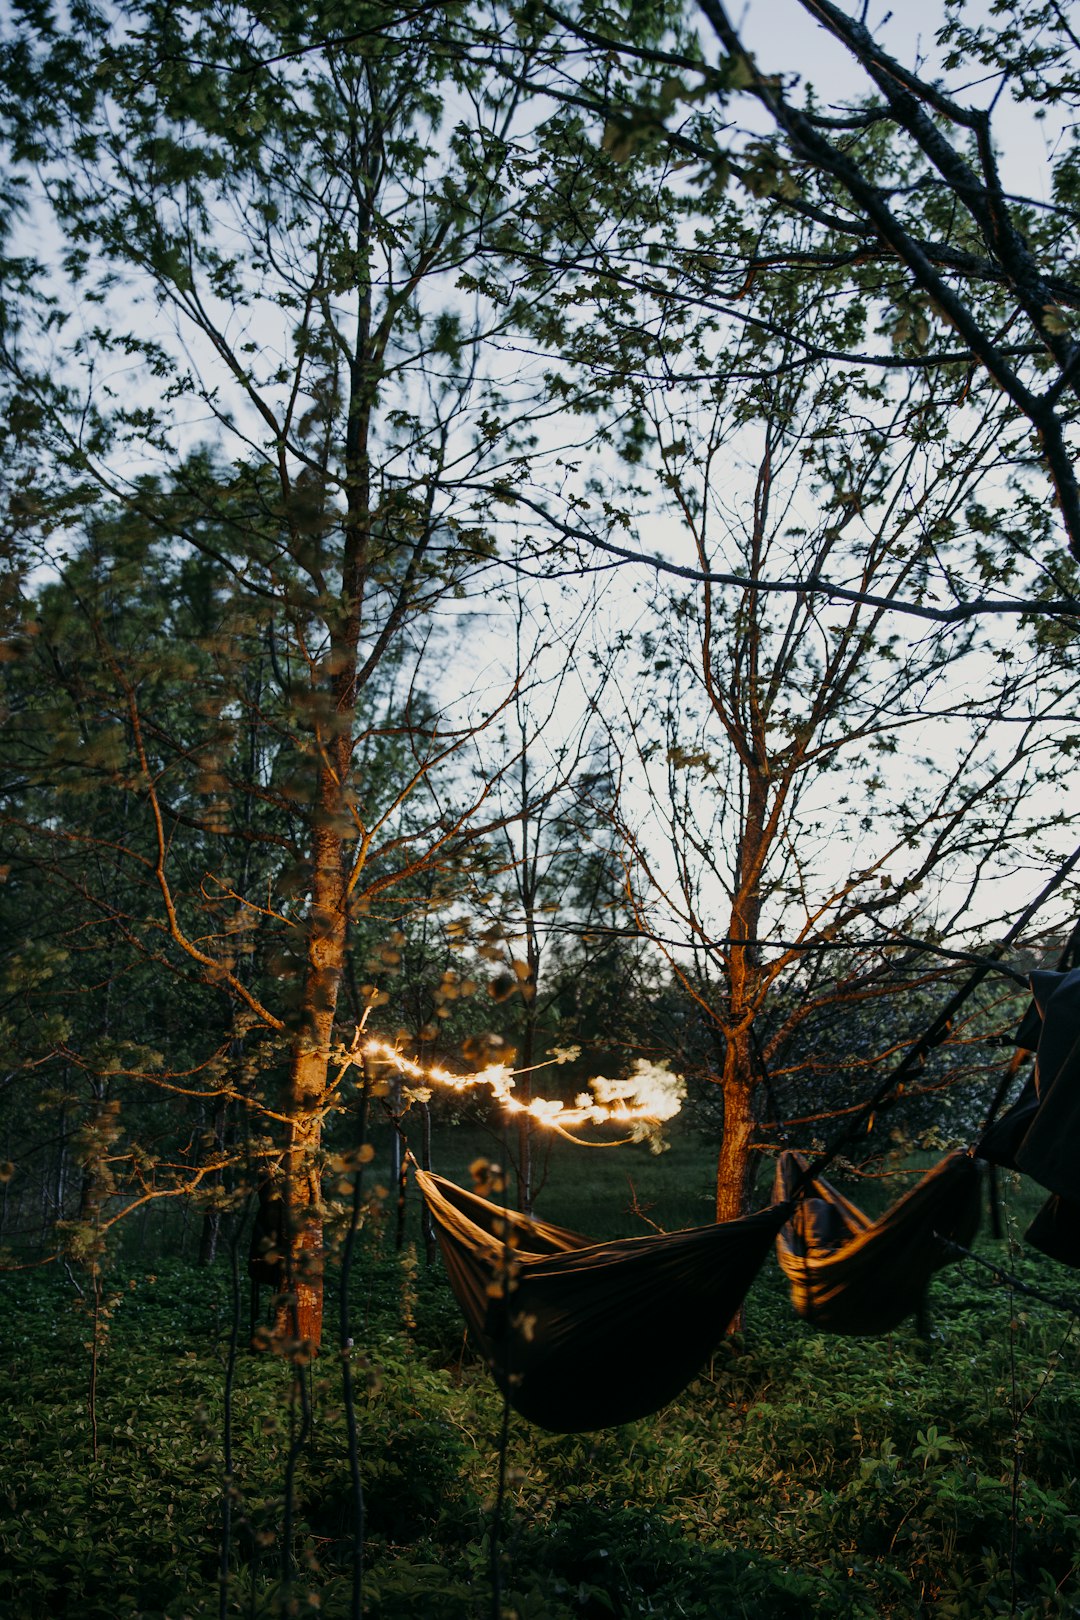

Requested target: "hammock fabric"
[
  {"left": 772, "top": 1151, "right": 982, "bottom": 1335},
  {"left": 976, "top": 966, "right": 1080, "bottom": 1269},
  {"left": 415, "top": 1167, "right": 789, "bottom": 1433}
]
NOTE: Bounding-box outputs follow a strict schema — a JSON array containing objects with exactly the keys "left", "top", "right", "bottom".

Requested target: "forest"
[{"left": 2, "top": 0, "right": 1080, "bottom": 1614}]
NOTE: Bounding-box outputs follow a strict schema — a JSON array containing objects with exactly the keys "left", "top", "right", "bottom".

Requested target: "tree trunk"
[
  {"left": 198, "top": 1101, "right": 228, "bottom": 1268},
  {"left": 715, "top": 1068, "right": 756, "bottom": 1223},
  {"left": 283, "top": 784, "right": 349, "bottom": 1349},
  {"left": 716, "top": 1047, "right": 758, "bottom": 1334},
  {"left": 420, "top": 1102, "right": 436, "bottom": 1264},
  {"left": 280, "top": 188, "right": 372, "bottom": 1347},
  {"left": 388, "top": 1075, "right": 403, "bottom": 1249},
  {"left": 516, "top": 1011, "right": 535, "bottom": 1215},
  {"left": 283, "top": 1093, "right": 328, "bottom": 1349},
  {"left": 53, "top": 1104, "right": 68, "bottom": 1235},
  {"left": 717, "top": 758, "right": 769, "bottom": 1222},
  {"left": 198, "top": 1207, "right": 222, "bottom": 1268}
]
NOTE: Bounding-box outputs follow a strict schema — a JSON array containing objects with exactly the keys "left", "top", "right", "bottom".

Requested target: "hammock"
[
  {"left": 409, "top": 874, "right": 1080, "bottom": 1422},
  {"left": 772, "top": 1151, "right": 982, "bottom": 1335},
  {"left": 976, "top": 966, "right": 1080, "bottom": 1269},
  {"left": 415, "top": 1166, "right": 790, "bottom": 1433},
  {"left": 1006, "top": 968, "right": 1080, "bottom": 1203}
]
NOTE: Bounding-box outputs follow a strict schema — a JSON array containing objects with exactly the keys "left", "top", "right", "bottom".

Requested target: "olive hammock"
[
  {"left": 405, "top": 855, "right": 1080, "bottom": 1431},
  {"left": 771, "top": 1150, "right": 983, "bottom": 1335},
  {"left": 416, "top": 1153, "right": 981, "bottom": 1433},
  {"left": 414, "top": 1165, "right": 789, "bottom": 1433}
]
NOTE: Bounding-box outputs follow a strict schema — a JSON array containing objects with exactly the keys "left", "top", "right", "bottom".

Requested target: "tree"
[
  {"left": 694, "top": 0, "right": 1080, "bottom": 561},
  {"left": 445, "top": 0, "right": 1080, "bottom": 1214},
  {"left": 591, "top": 325, "right": 1077, "bottom": 1216},
  {"left": 516, "top": 0, "right": 1080, "bottom": 602},
  {"left": 4, "top": 0, "right": 1077, "bottom": 1272},
  {"left": 0, "top": 0, "right": 596, "bottom": 1342}
]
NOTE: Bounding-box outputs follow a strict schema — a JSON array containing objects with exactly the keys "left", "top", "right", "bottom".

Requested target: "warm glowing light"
[{"left": 357, "top": 1040, "right": 685, "bottom": 1147}]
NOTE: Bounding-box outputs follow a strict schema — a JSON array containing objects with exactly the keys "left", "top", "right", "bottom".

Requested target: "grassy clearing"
[
  {"left": 2, "top": 1126, "right": 1079, "bottom": 1619},
  {"left": 389, "top": 1119, "right": 721, "bottom": 1235}
]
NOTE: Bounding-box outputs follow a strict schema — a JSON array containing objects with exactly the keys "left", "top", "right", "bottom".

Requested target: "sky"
[
  {"left": 10, "top": 0, "right": 1078, "bottom": 964},
  {"left": 735, "top": 0, "right": 1068, "bottom": 199}
]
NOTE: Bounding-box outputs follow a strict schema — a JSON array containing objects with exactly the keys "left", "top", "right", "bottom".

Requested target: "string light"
[{"left": 356, "top": 1038, "right": 685, "bottom": 1147}]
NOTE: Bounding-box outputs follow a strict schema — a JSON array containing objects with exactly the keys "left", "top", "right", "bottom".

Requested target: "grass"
[
  {"left": 388, "top": 1116, "right": 721, "bottom": 1234},
  {"left": 2, "top": 1121, "right": 1079, "bottom": 1619}
]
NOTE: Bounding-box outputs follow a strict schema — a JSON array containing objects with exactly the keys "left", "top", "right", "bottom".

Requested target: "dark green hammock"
[
  {"left": 415, "top": 1167, "right": 789, "bottom": 1433},
  {"left": 977, "top": 966, "right": 1080, "bottom": 1269},
  {"left": 772, "top": 1151, "right": 982, "bottom": 1335}
]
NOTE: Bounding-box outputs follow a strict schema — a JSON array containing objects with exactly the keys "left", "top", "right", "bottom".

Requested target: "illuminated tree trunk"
[
  {"left": 516, "top": 917, "right": 540, "bottom": 1215},
  {"left": 716, "top": 767, "right": 768, "bottom": 1223},
  {"left": 715, "top": 1063, "right": 756, "bottom": 1224},
  {"left": 284, "top": 777, "right": 350, "bottom": 1348},
  {"left": 280, "top": 215, "right": 373, "bottom": 1343}
]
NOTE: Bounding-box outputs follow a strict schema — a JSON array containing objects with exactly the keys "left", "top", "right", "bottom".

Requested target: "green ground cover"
[{"left": 2, "top": 1128, "right": 1078, "bottom": 1619}]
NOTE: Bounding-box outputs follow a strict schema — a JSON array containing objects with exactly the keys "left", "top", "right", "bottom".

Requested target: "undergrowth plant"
[{"left": 3, "top": 1150, "right": 1079, "bottom": 1619}]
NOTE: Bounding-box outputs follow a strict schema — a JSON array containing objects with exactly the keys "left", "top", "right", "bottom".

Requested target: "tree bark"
[
  {"left": 715, "top": 758, "right": 769, "bottom": 1221},
  {"left": 715, "top": 1060, "right": 756, "bottom": 1223},
  {"left": 198, "top": 1099, "right": 228, "bottom": 1268},
  {"left": 283, "top": 788, "right": 348, "bottom": 1348},
  {"left": 281, "top": 344, "right": 369, "bottom": 1344}
]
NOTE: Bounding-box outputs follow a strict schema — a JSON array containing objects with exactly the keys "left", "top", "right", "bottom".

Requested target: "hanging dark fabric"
[
  {"left": 977, "top": 1077, "right": 1039, "bottom": 1173},
  {"left": 772, "top": 1151, "right": 982, "bottom": 1336},
  {"left": 1024, "top": 1194, "right": 1080, "bottom": 1268},
  {"left": 1011, "top": 969, "right": 1080, "bottom": 1200},
  {"left": 415, "top": 1167, "right": 789, "bottom": 1433},
  {"left": 976, "top": 965, "right": 1080, "bottom": 1269},
  {"left": 981, "top": 917, "right": 1080, "bottom": 1140},
  {"left": 976, "top": 927, "right": 1076, "bottom": 1239}
]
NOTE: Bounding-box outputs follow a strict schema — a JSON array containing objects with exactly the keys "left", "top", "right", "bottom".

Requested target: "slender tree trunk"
[
  {"left": 717, "top": 760, "right": 768, "bottom": 1222},
  {"left": 198, "top": 1101, "right": 228, "bottom": 1268},
  {"left": 54, "top": 1106, "right": 68, "bottom": 1231},
  {"left": 199, "top": 1209, "right": 221, "bottom": 1267},
  {"left": 420, "top": 1102, "right": 436, "bottom": 1264},
  {"left": 517, "top": 1014, "right": 535, "bottom": 1215},
  {"left": 515, "top": 852, "right": 539, "bottom": 1215},
  {"left": 41, "top": 1101, "right": 68, "bottom": 1252},
  {"left": 715, "top": 1066, "right": 756, "bottom": 1223},
  {"left": 284, "top": 797, "right": 347, "bottom": 1347},
  {"left": 0, "top": 1120, "right": 9, "bottom": 1244},
  {"left": 281, "top": 159, "right": 374, "bottom": 1345},
  {"left": 388, "top": 1076, "right": 403, "bottom": 1249}
]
